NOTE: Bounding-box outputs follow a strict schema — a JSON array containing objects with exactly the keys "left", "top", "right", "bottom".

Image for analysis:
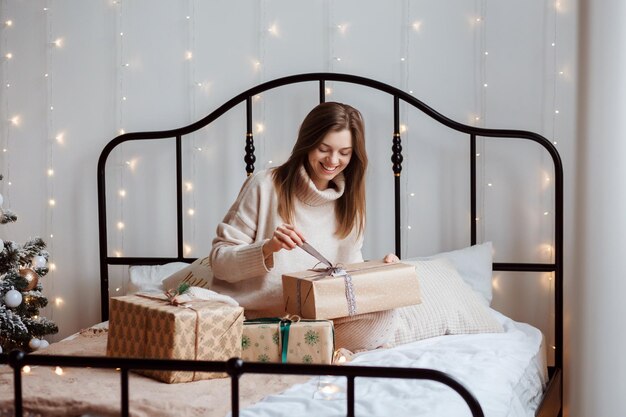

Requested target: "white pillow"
[
  {"left": 128, "top": 262, "right": 189, "bottom": 294},
  {"left": 393, "top": 257, "right": 503, "bottom": 346},
  {"left": 413, "top": 241, "right": 493, "bottom": 306}
]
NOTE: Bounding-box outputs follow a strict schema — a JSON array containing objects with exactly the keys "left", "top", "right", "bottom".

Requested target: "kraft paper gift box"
[
  {"left": 282, "top": 260, "right": 421, "bottom": 319},
  {"left": 241, "top": 317, "right": 334, "bottom": 364},
  {"left": 106, "top": 294, "right": 244, "bottom": 383}
]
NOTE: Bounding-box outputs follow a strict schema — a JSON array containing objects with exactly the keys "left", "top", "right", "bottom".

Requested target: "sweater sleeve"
[{"left": 209, "top": 174, "right": 274, "bottom": 283}]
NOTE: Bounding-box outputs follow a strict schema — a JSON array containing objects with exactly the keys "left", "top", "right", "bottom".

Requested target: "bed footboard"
[{"left": 1, "top": 350, "right": 484, "bottom": 417}]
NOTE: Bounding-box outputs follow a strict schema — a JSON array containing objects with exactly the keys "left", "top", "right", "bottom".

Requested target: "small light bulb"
[
  {"left": 186, "top": 15, "right": 190, "bottom": 20},
  {"left": 115, "top": 287, "right": 121, "bottom": 292},
  {"left": 475, "top": 217, "right": 480, "bottom": 222},
  {"left": 400, "top": 57, "right": 405, "bottom": 62},
  {"left": 5, "top": 83, "right": 10, "bottom": 88},
  {"left": 334, "top": 57, "right": 341, "bottom": 62},
  {"left": 559, "top": 71, "right": 564, "bottom": 75},
  {"left": 47, "top": 169, "right": 54, "bottom": 176},
  {"left": 409, "top": 192, "right": 415, "bottom": 197},
  {"left": 50, "top": 234, "right": 54, "bottom": 238},
  {"left": 50, "top": 263, "right": 56, "bottom": 271},
  {"left": 54, "top": 297, "right": 63, "bottom": 306},
  {"left": 122, "top": 96, "right": 127, "bottom": 101},
  {"left": 487, "top": 183, "right": 493, "bottom": 187},
  {"left": 400, "top": 124, "right": 407, "bottom": 133},
  {"left": 325, "top": 87, "right": 332, "bottom": 95},
  {"left": 184, "top": 244, "right": 192, "bottom": 255},
  {"left": 185, "top": 51, "right": 193, "bottom": 60},
  {"left": 53, "top": 38, "right": 62, "bottom": 47},
  {"left": 551, "top": 42, "right": 556, "bottom": 47},
  {"left": 5, "top": 20, "right": 13, "bottom": 27},
  {"left": 120, "top": 32, "right": 124, "bottom": 36},
  {"left": 553, "top": 141, "right": 558, "bottom": 145},
  {"left": 117, "top": 221, "right": 124, "bottom": 230},
  {"left": 555, "top": 110, "right": 560, "bottom": 114},
  {"left": 118, "top": 129, "right": 125, "bottom": 135},
  {"left": 23, "top": 366, "right": 31, "bottom": 374},
  {"left": 50, "top": 106, "right": 54, "bottom": 111},
  {"left": 187, "top": 208, "right": 195, "bottom": 216},
  {"left": 412, "top": 21, "right": 422, "bottom": 31},
  {"left": 256, "top": 123, "right": 265, "bottom": 133},
  {"left": 10, "top": 116, "right": 20, "bottom": 126},
  {"left": 268, "top": 24, "right": 278, "bottom": 36},
  {"left": 544, "top": 211, "right": 549, "bottom": 216},
  {"left": 268, "top": 160, "right": 273, "bottom": 164},
  {"left": 55, "top": 133, "right": 64, "bottom": 144},
  {"left": 54, "top": 366, "right": 64, "bottom": 376},
  {"left": 475, "top": 116, "right": 480, "bottom": 121},
  {"left": 119, "top": 189, "right": 126, "bottom": 197},
  {"left": 409, "top": 90, "right": 414, "bottom": 94},
  {"left": 195, "top": 147, "right": 202, "bottom": 151},
  {"left": 44, "top": 73, "right": 49, "bottom": 77},
  {"left": 407, "top": 225, "right": 412, "bottom": 230},
  {"left": 123, "top": 63, "right": 129, "bottom": 67},
  {"left": 476, "top": 17, "right": 481, "bottom": 22},
  {"left": 114, "top": 251, "right": 122, "bottom": 257},
  {"left": 5, "top": 52, "right": 13, "bottom": 59},
  {"left": 484, "top": 51, "right": 489, "bottom": 55},
  {"left": 483, "top": 83, "right": 488, "bottom": 87},
  {"left": 185, "top": 182, "right": 193, "bottom": 191},
  {"left": 49, "top": 199, "right": 56, "bottom": 206}
]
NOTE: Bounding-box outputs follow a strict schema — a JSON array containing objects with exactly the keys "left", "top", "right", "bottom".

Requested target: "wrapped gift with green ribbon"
[{"left": 241, "top": 317, "right": 334, "bottom": 364}]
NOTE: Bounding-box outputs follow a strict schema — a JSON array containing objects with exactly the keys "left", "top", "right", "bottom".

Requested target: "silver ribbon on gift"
[{"left": 298, "top": 242, "right": 358, "bottom": 317}]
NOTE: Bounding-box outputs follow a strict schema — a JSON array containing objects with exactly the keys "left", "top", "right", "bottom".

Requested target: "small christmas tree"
[{"left": 0, "top": 174, "right": 58, "bottom": 353}]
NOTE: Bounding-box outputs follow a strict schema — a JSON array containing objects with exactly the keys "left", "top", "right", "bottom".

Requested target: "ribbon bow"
[{"left": 298, "top": 243, "right": 357, "bottom": 317}]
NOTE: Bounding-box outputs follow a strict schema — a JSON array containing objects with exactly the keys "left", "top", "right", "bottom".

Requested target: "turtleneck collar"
[{"left": 295, "top": 164, "right": 345, "bottom": 207}]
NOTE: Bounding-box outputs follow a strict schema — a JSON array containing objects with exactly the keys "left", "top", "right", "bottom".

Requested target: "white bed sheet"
[{"left": 237, "top": 309, "right": 547, "bottom": 417}]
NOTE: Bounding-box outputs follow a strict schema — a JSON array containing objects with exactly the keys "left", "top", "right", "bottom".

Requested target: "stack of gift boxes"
[{"left": 106, "top": 260, "right": 420, "bottom": 383}]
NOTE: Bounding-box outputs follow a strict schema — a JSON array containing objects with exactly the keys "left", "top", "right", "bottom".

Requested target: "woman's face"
[{"left": 307, "top": 129, "right": 353, "bottom": 190}]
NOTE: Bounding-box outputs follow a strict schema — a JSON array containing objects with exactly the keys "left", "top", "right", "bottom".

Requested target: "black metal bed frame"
[{"left": 1, "top": 73, "right": 563, "bottom": 417}]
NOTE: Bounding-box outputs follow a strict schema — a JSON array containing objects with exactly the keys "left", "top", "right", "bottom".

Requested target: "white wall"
[
  {"left": 0, "top": 0, "right": 594, "bottom": 415},
  {"left": 570, "top": 1, "right": 626, "bottom": 415}
]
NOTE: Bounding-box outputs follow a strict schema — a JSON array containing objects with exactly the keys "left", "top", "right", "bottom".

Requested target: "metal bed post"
[
  {"left": 392, "top": 95, "right": 403, "bottom": 258},
  {"left": 176, "top": 135, "right": 184, "bottom": 258},
  {"left": 245, "top": 97, "right": 256, "bottom": 176},
  {"left": 470, "top": 133, "right": 477, "bottom": 245},
  {"left": 319, "top": 79, "right": 326, "bottom": 103},
  {"left": 121, "top": 368, "right": 130, "bottom": 417}
]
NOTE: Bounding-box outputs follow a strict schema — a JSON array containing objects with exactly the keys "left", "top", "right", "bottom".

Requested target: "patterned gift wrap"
[
  {"left": 241, "top": 318, "right": 334, "bottom": 364},
  {"left": 106, "top": 294, "right": 244, "bottom": 383},
  {"left": 282, "top": 260, "right": 421, "bottom": 319}
]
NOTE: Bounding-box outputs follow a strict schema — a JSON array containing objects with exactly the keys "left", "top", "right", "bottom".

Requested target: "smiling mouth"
[{"left": 321, "top": 163, "right": 338, "bottom": 173}]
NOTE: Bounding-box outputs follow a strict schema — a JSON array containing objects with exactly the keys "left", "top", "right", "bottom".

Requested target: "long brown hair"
[{"left": 272, "top": 102, "right": 367, "bottom": 238}]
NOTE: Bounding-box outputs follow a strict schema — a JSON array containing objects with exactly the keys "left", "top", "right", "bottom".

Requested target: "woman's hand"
[
  {"left": 262, "top": 224, "right": 306, "bottom": 258},
  {"left": 383, "top": 253, "right": 400, "bottom": 263}
]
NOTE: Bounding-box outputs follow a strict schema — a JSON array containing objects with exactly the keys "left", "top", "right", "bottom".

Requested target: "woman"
[{"left": 210, "top": 102, "right": 398, "bottom": 351}]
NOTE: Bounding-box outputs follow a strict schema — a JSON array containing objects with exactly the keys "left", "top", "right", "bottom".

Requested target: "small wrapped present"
[
  {"left": 241, "top": 317, "right": 334, "bottom": 364},
  {"left": 106, "top": 293, "right": 244, "bottom": 383},
  {"left": 282, "top": 260, "right": 421, "bottom": 319}
]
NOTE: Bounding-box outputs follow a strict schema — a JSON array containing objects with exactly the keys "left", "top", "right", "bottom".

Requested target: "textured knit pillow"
[
  {"left": 425, "top": 241, "right": 493, "bottom": 306},
  {"left": 393, "top": 257, "right": 503, "bottom": 346},
  {"left": 161, "top": 256, "right": 213, "bottom": 291}
]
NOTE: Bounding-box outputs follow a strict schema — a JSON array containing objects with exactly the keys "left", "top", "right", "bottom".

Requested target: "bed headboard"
[{"left": 97, "top": 72, "right": 563, "bottom": 372}]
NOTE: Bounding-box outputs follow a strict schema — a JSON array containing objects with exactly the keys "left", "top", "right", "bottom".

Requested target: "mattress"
[{"left": 237, "top": 309, "right": 547, "bottom": 417}]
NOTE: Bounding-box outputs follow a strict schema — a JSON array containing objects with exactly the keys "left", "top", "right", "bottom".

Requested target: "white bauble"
[
  {"left": 0, "top": 238, "right": 4, "bottom": 252},
  {"left": 32, "top": 255, "right": 47, "bottom": 268},
  {"left": 0, "top": 345, "right": 3, "bottom": 354},
  {"left": 39, "top": 339, "right": 50, "bottom": 349},
  {"left": 4, "top": 289, "right": 23, "bottom": 307},
  {"left": 29, "top": 338, "right": 42, "bottom": 350},
  {"left": 0, "top": 192, "right": 3, "bottom": 206}
]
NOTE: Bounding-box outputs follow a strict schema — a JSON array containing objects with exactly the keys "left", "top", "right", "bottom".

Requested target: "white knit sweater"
[{"left": 210, "top": 166, "right": 364, "bottom": 318}]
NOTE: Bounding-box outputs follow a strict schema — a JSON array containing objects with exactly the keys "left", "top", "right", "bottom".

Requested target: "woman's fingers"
[
  {"left": 270, "top": 224, "right": 306, "bottom": 252},
  {"left": 383, "top": 253, "right": 400, "bottom": 263}
]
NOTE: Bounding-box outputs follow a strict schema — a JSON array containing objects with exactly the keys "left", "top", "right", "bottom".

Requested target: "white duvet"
[{"left": 238, "top": 310, "right": 547, "bottom": 417}]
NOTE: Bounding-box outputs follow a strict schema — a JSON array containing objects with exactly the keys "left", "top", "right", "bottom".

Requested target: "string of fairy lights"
[
  {"left": 43, "top": 0, "right": 62, "bottom": 317},
  {"left": 1, "top": 1, "right": 13, "bottom": 202},
  {"left": 184, "top": 0, "right": 197, "bottom": 258},
  {"left": 113, "top": 0, "right": 127, "bottom": 295}
]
